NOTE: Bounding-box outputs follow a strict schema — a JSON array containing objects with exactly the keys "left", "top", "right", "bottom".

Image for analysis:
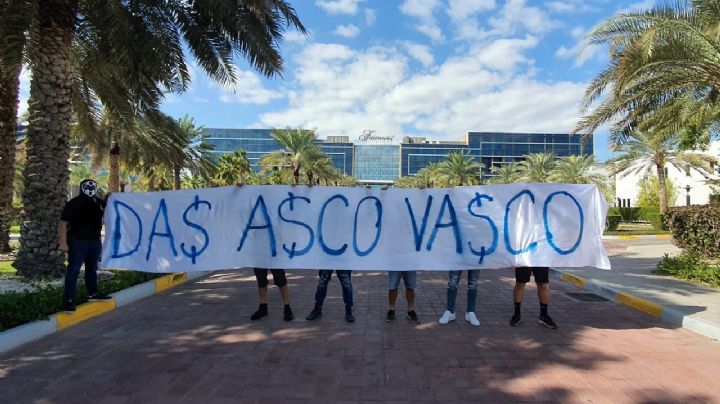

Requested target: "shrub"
[
  {"left": 665, "top": 206, "right": 720, "bottom": 259},
  {"left": 606, "top": 215, "right": 621, "bottom": 231},
  {"left": 657, "top": 252, "right": 720, "bottom": 287},
  {"left": 647, "top": 213, "right": 666, "bottom": 231},
  {"left": 0, "top": 270, "right": 161, "bottom": 331},
  {"left": 618, "top": 207, "right": 642, "bottom": 222}
]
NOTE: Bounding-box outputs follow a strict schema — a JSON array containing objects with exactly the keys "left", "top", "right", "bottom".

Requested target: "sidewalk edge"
[
  {"left": 603, "top": 234, "right": 672, "bottom": 240},
  {"left": 550, "top": 268, "right": 719, "bottom": 341},
  {"left": 0, "top": 271, "right": 211, "bottom": 355}
]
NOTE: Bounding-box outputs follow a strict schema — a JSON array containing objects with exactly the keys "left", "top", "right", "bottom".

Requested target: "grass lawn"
[
  {"left": 0, "top": 260, "right": 16, "bottom": 275},
  {"left": 606, "top": 222, "right": 670, "bottom": 236}
]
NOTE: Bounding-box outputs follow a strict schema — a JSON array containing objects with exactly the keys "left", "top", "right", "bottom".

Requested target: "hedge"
[
  {"left": 606, "top": 215, "right": 621, "bottom": 231},
  {"left": 665, "top": 206, "right": 720, "bottom": 259},
  {"left": 607, "top": 207, "right": 660, "bottom": 222},
  {"left": 0, "top": 271, "right": 161, "bottom": 331},
  {"left": 647, "top": 213, "right": 666, "bottom": 231}
]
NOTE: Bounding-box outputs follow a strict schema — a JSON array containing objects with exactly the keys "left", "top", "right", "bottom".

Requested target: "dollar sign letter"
[{"left": 181, "top": 195, "right": 212, "bottom": 264}]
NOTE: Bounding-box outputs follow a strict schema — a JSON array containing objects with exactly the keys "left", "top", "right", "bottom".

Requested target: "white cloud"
[
  {"left": 399, "top": 0, "right": 444, "bottom": 41},
  {"left": 334, "top": 24, "right": 361, "bottom": 38},
  {"left": 259, "top": 38, "right": 587, "bottom": 140},
  {"left": 217, "top": 70, "right": 283, "bottom": 105},
  {"left": 316, "top": 0, "right": 364, "bottom": 15},
  {"left": 617, "top": 0, "right": 655, "bottom": 14},
  {"left": 555, "top": 25, "right": 603, "bottom": 67},
  {"left": 545, "top": 1, "right": 599, "bottom": 14},
  {"left": 284, "top": 30, "right": 310, "bottom": 43},
  {"left": 404, "top": 43, "right": 435, "bottom": 67},
  {"left": 447, "top": 0, "right": 496, "bottom": 21},
  {"left": 489, "top": 0, "right": 559, "bottom": 35},
  {"left": 365, "top": 8, "right": 377, "bottom": 26}
]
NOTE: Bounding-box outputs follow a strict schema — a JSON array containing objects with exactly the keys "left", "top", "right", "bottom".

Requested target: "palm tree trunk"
[
  {"left": 307, "top": 172, "right": 313, "bottom": 186},
  {"left": 173, "top": 164, "right": 181, "bottom": 190},
  {"left": 656, "top": 163, "right": 668, "bottom": 213},
  {"left": 109, "top": 142, "right": 120, "bottom": 192},
  {"left": 0, "top": 66, "right": 21, "bottom": 253},
  {"left": 14, "top": 0, "right": 78, "bottom": 279}
]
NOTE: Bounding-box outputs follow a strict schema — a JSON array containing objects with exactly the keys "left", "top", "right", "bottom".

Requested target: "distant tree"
[
  {"left": 636, "top": 175, "right": 679, "bottom": 209},
  {"left": 515, "top": 153, "right": 556, "bottom": 182}
]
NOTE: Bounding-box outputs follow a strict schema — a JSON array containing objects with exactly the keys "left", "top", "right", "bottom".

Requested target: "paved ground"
[
  {"left": 561, "top": 239, "right": 720, "bottom": 329},
  {"left": 1, "top": 268, "right": 719, "bottom": 403}
]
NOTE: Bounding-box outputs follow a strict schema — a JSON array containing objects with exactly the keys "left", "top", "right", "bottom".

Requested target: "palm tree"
[
  {"left": 515, "top": 153, "right": 557, "bottom": 182},
  {"left": 549, "top": 155, "right": 609, "bottom": 193},
  {"left": 267, "top": 128, "right": 319, "bottom": 185},
  {"left": 171, "top": 115, "right": 216, "bottom": 190},
  {"left": 574, "top": 0, "right": 720, "bottom": 144},
  {"left": 489, "top": 163, "right": 520, "bottom": 184},
  {"left": 12, "top": 0, "right": 305, "bottom": 278},
  {"left": 303, "top": 148, "right": 335, "bottom": 186},
  {"left": 213, "top": 150, "right": 252, "bottom": 186},
  {"left": 435, "top": 151, "right": 483, "bottom": 186},
  {"left": 608, "top": 132, "right": 717, "bottom": 213},
  {"left": 0, "top": 0, "right": 31, "bottom": 252}
]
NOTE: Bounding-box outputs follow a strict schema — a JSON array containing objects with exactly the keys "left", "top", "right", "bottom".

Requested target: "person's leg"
[
  {"left": 251, "top": 268, "right": 270, "bottom": 320},
  {"left": 446, "top": 271, "right": 461, "bottom": 313},
  {"left": 466, "top": 270, "right": 479, "bottom": 313},
  {"left": 270, "top": 269, "right": 293, "bottom": 321},
  {"left": 307, "top": 270, "right": 332, "bottom": 320},
  {"left": 534, "top": 267, "right": 557, "bottom": 329},
  {"left": 337, "top": 270, "right": 354, "bottom": 322},
  {"left": 387, "top": 271, "right": 401, "bottom": 322},
  {"left": 63, "top": 239, "right": 87, "bottom": 308},
  {"left": 440, "top": 271, "right": 460, "bottom": 324},
  {"left": 404, "top": 271, "right": 419, "bottom": 323},
  {"left": 511, "top": 267, "right": 531, "bottom": 326},
  {"left": 83, "top": 240, "right": 101, "bottom": 296},
  {"left": 464, "top": 270, "right": 480, "bottom": 325}
]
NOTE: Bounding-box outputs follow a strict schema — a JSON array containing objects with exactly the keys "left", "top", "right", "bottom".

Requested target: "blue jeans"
[
  {"left": 314, "top": 270, "right": 353, "bottom": 309},
  {"left": 63, "top": 239, "right": 101, "bottom": 300},
  {"left": 446, "top": 270, "right": 480, "bottom": 313}
]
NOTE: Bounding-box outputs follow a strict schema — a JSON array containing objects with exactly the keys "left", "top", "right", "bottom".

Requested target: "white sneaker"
[
  {"left": 465, "top": 312, "right": 480, "bottom": 326},
  {"left": 438, "top": 310, "right": 456, "bottom": 324}
]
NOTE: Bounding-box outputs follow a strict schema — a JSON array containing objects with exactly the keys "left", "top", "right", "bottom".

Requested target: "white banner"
[{"left": 101, "top": 184, "right": 611, "bottom": 273}]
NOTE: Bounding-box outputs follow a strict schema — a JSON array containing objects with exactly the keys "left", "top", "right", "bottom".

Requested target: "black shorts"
[
  {"left": 515, "top": 267, "right": 549, "bottom": 284},
  {"left": 254, "top": 268, "right": 287, "bottom": 288}
]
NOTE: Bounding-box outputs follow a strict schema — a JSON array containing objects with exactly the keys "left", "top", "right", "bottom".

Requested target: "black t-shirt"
[{"left": 60, "top": 195, "right": 106, "bottom": 241}]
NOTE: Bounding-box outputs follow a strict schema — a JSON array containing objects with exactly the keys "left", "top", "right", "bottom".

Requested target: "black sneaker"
[
  {"left": 306, "top": 306, "right": 323, "bottom": 321},
  {"left": 539, "top": 314, "right": 558, "bottom": 329},
  {"left": 283, "top": 305, "right": 294, "bottom": 321},
  {"left": 345, "top": 308, "right": 355, "bottom": 323},
  {"left": 406, "top": 310, "right": 420, "bottom": 323},
  {"left": 88, "top": 293, "right": 112, "bottom": 301},
  {"left": 250, "top": 304, "right": 268, "bottom": 320},
  {"left": 510, "top": 312, "right": 522, "bottom": 327},
  {"left": 63, "top": 299, "right": 76, "bottom": 313},
  {"left": 385, "top": 310, "right": 396, "bottom": 323}
]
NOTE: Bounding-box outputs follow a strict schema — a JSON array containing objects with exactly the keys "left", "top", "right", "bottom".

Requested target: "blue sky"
[{"left": 18, "top": 0, "right": 657, "bottom": 162}]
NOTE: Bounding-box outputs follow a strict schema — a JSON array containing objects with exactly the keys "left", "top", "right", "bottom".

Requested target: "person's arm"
[{"left": 58, "top": 220, "right": 69, "bottom": 252}]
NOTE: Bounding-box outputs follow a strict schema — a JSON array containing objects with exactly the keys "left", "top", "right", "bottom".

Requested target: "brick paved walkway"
[{"left": 1, "top": 269, "right": 719, "bottom": 403}]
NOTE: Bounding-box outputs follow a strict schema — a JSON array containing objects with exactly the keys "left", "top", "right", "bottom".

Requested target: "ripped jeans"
[
  {"left": 446, "top": 270, "right": 480, "bottom": 313},
  {"left": 314, "top": 270, "right": 353, "bottom": 309}
]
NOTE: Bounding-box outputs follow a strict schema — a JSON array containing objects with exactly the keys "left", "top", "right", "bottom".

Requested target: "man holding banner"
[
  {"left": 439, "top": 270, "right": 481, "bottom": 326},
  {"left": 510, "top": 266, "right": 557, "bottom": 329},
  {"left": 250, "top": 268, "right": 294, "bottom": 321},
  {"left": 306, "top": 270, "right": 355, "bottom": 322}
]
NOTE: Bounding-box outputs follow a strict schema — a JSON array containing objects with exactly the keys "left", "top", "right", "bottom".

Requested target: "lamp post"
[{"left": 685, "top": 185, "right": 691, "bottom": 206}]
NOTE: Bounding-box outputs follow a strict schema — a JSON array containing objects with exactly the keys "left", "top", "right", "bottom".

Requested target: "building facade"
[
  {"left": 614, "top": 141, "right": 720, "bottom": 207},
  {"left": 203, "top": 128, "right": 593, "bottom": 184}
]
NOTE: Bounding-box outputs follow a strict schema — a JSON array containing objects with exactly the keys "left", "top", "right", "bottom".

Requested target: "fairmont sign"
[{"left": 358, "top": 129, "right": 395, "bottom": 143}]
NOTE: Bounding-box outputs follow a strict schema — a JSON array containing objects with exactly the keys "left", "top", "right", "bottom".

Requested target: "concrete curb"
[
  {"left": 603, "top": 234, "right": 672, "bottom": 240},
  {"left": 0, "top": 271, "right": 210, "bottom": 355},
  {"left": 550, "top": 268, "right": 720, "bottom": 341}
]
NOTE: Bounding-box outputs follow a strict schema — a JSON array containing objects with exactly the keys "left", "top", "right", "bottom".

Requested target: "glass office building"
[{"left": 203, "top": 128, "right": 592, "bottom": 183}]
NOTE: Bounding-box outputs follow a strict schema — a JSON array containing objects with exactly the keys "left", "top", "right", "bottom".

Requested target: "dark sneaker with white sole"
[
  {"left": 385, "top": 310, "right": 396, "bottom": 323},
  {"left": 510, "top": 313, "right": 522, "bottom": 326},
  {"left": 88, "top": 293, "right": 112, "bottom": 301},
  {"left": 406, "top": 310, "right": 420, "bottom": 323},
  {"left": 538, "top": 314, "right": 558, "bottom": 329},
  {"left": 63, "top": 299, "right": 76, "bottom": 313}
]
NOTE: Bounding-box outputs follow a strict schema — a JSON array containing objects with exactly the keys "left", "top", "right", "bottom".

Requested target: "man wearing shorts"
[
  {"left": 250, "top": 268, "right": 294, "bottom": 321},
  {"left": 510, "top": 267, "right": 557, "bottom": 329},
  {"left": 385, "top": 271, "right": 420, "bottom": 323}
]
